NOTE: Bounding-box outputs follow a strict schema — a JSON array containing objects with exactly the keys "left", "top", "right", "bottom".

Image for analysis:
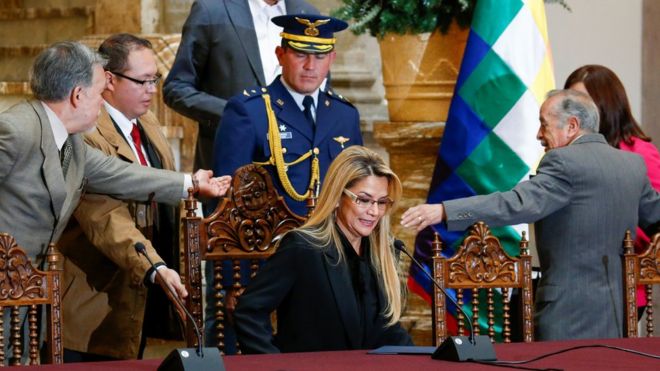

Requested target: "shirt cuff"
[
  {"left": 182, "top": 174, "right": 193, "bottom": 198},
  {"left": 145, "top": 262, "right": 167, "bottom": 285}
]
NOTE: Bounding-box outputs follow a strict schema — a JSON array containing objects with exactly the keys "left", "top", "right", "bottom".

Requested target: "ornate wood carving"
[
  {"left": 182, "top": 191, "right": 203, "bottom": 349},
  {"left": 0, "top": 235, "right": 47, "bottom": 302},
  {"left": 446, "top": 222, "right": 518, "bottom": 287},
  {"left": 431, "top": 234, "right": 445, "bottom": 345},
  {"left": 182, "top": 165, "right": 305, "bottom": 353},
  {"left": 432, "top": 222, "right": 534, "bottom": 345},
  {"left": 204, "top": 165, "right": 305, "bottom": 259},
  {"left": 623, "top": 230, "right": 639, "bottom": 338},
  {"left": 624, "top": 230, "right": 660, "bottom": 337},
  {"left": 0, "top": 235, "right": 62, "bottom": 365}
]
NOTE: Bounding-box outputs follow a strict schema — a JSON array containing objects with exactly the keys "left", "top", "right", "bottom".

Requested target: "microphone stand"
[
  {"left": 394, "top": 239, "right": 497, "bottom": 362},
  {"left": 135, "top": 242, "right": 225, "bottom": 371}
]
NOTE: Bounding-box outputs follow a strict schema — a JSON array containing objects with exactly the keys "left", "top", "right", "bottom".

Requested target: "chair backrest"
[
  {"left": 623, "top": 230, "right": 660, "bottom": 337},
  {"left": 181, "top": 164, "right": 306, "bottom": 352},
  {"left": 0, "top": 233, "right": 63, "bottom": 365},
  {"left": 432, "top": 222, "right": 534, "bottom": 345}
]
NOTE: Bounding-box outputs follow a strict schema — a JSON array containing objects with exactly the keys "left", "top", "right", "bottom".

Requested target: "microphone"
[
  {"left": 393, "top": 239, "right": 496, "bottom": 362},
  {"left": 134, "top": 242, "right": 225, "bottom": 371}
]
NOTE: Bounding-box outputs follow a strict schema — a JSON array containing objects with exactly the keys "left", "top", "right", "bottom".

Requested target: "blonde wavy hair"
[{"left": 294, "top": 146, "right": 404, "bottom": 326}]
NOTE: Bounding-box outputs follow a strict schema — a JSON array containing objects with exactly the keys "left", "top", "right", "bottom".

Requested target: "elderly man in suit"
[
  {"left": 0, "top": 41, "right": 230, "bottom": 358},
  {"left": 402, "top": 89, "right": 660, "bottom": 341},
  {"left": 57, "top": 34, "right": 186, "bottom": 362},
  {"left": 163, "top": 0, "right": 318, "bottom": 171}
]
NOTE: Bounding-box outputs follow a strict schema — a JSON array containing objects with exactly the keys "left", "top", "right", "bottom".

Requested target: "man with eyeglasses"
[
  {"left": 57, "top": 33, "right": 185, "bottom": 362},
  {"left": 0, "top": 40, "right": 230, "bottom": 363}
]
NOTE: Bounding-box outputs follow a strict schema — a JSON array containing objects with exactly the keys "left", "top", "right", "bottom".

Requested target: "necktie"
[
  {"left": 130, "top": 123, "right": 149, "bottom": 166},
  {"left": 60, "top": 136, "right": 73, "bottom": 177},
  {"left": 303, "top": 95, "right": 315, "bottom": 127}
]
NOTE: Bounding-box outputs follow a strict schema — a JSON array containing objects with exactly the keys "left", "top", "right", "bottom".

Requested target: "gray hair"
[
  {"left": 546, "top": 89, "right": 600, "bottom": 133},
  {"left": 30, "top": 41, "right": 107, "bottom": 102}
]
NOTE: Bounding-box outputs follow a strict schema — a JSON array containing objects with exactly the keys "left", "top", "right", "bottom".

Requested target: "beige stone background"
[{"left": 1, "top": 0, "right": 658, "bottom": 349}]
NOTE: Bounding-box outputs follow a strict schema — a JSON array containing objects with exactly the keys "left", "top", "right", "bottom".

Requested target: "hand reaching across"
[
  {"left": 401, "top": 203, "right": 445, "bottom": 232},
  {"left": 193, "top": 169, "right": 231, "bottom": 198}
]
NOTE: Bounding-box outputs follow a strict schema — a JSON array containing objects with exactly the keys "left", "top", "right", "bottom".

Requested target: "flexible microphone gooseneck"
[
  {"left": 135, "top": 242, "right": 204, "bottom": 357},
  {"left": 393, "top": 239, "right": 496, "bottom": 362},
  {"left": 393, "top": 240, "right": 477, "bottom": 343}
]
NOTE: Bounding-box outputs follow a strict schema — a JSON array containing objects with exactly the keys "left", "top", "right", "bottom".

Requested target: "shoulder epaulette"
[
  {"left": 240, "top": 86, "right": 269, "bottom": 100},
  {"left": 325, "top": 89, "right": 354, "bottom": 107}
]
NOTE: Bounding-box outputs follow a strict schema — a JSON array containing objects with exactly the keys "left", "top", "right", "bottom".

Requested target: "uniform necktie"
[
  {"left": 303, "top": 95, "right": 315, "bottom": 127},
  {"left": 60, "top": 136, "right": 73, "bottom": 177},
  {"left": 130, "top": 123, "right": 149, "bottom": 166}
]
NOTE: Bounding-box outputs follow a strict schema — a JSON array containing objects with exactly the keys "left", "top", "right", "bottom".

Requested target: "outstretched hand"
[
  {"left": 400, "top": 203, "right": 445, "bottom": 232},
  {"left": 194, "top": 169, "right": 231, "bottom": 198}
]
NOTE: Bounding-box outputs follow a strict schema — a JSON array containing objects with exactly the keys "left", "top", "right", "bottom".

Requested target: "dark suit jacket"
[
  {"left": 444, "top": 134, "right": 660, "bottom": 340},
  {"left": 213, "top": 77, "right": 363, "bottom": 215},
  {"left": 234, "top": 230, "right": 413, "bottom": 354},
  {"left": 0, "top": 100, "right": 184, "bottom": 263},
  {"left": 163, "top": 0, "right": 318, "bottom": 169}
]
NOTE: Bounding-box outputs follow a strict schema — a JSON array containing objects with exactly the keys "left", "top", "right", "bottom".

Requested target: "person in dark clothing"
[{"left": 234, "top": 146, "right": 413, "bottom": 353}]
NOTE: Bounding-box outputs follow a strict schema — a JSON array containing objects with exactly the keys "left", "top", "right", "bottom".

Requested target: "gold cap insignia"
[{"left": 296, "top": 17, "right": 330, "bottom": 37}]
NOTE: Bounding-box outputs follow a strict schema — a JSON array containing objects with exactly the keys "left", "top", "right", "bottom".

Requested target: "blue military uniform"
[
  {"left": 208, "top": 13, "right": 359, "bottom": 354},
  {"left": 213, "top": 76, "right": 363, "bottom": 216}
]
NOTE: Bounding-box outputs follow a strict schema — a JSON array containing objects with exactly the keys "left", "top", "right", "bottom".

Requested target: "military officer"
[{"left": 212, "top": 14, "right": 363, "bottom": 216}]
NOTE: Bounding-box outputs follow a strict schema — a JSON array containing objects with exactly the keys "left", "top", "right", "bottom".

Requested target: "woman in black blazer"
[{"left": 234, "top": 146, "right": 413, "bottom": 353}]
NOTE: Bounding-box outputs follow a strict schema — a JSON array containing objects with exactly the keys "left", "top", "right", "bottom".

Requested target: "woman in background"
[
  {"left": 234, "top": 146, "right": 413, "bottom": 353},
  {"left": 565, "top": 64, "right": 660, "bottom": 317}
]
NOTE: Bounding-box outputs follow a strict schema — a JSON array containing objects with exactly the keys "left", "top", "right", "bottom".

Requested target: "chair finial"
[{"left": 432, "top": 232, "right": 443, "bottom": 257}]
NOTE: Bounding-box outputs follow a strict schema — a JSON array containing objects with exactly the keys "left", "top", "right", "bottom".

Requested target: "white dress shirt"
[
  {"left": 281, "top": 78, "right": 319, "bottom": 121},
  {"left": 104, "top": 101, "right": 152, "bottom": 166},
  {"left": 248, "top": 0, "right": 286, "bottom": 85}
]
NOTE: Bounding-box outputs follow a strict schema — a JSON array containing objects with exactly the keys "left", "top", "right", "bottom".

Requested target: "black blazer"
[{"left": 234, "top": 230, "right": 413, "bottom": 354}]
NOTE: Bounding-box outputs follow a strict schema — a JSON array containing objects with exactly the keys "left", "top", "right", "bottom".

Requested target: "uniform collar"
[{"left": 279, "top": 76, "right": 319, "bottom": 111}]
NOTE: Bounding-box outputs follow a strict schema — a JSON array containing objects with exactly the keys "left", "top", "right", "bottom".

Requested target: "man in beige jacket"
[{"left": 58, "top": 34, "right": 187, "bottom": 361}]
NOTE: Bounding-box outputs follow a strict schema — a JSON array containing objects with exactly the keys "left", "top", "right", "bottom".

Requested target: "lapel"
[
  {"left": 138, "top": 111, "right": 176, "bottom": 171},
  {"left": 225, "top": 0, "right": 266, "bottom": 86},
  {"left": 96, "top": 107, "right": 137, "bottom": 163},
  {"left": 322, "top": 232, "right": 362, "bottom": 349},
  {"left": 312, "top": 90, "right": 335, "bottom": 146},
  {"left": 269, "top": 78, "right": 314, "bottom": 142},
  {"left": 59, "top": 134, "right": 85, "bottom": 219},
  {"left": 32, "top": 100, "right": 67, "bottom": 221}
]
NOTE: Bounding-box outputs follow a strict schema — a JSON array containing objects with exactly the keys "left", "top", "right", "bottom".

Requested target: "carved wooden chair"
[
  {"left": 181, "top": 164, "right": 307, "bottom": 353},
  {"left": 432, "top": 222, "right": 534, "bottom": 345},
  {"left": 0, "top": 233, "right": 63, "bottom": 365},
  {"left": 623, "top": 230, "right": 660, "bottom": 337}
]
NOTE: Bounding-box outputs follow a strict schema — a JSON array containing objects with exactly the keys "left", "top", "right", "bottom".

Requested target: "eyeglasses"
[
  {"left": 110, "top": 71, "right": 162, "bottom": 87},
  {"left": 343, "top": 189, "right": 393, "bottom": 211}
]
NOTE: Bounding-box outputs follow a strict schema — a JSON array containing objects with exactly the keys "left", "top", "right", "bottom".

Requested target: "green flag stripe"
[
  {"left": 456, "top": 133, "right": 530, "bottom": 194},
  {"left": 471, "top": 0, "right": 524, "bottom": 46},
  {"left": 458, "top": 50, "right": 527, "bottom": 128}
]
